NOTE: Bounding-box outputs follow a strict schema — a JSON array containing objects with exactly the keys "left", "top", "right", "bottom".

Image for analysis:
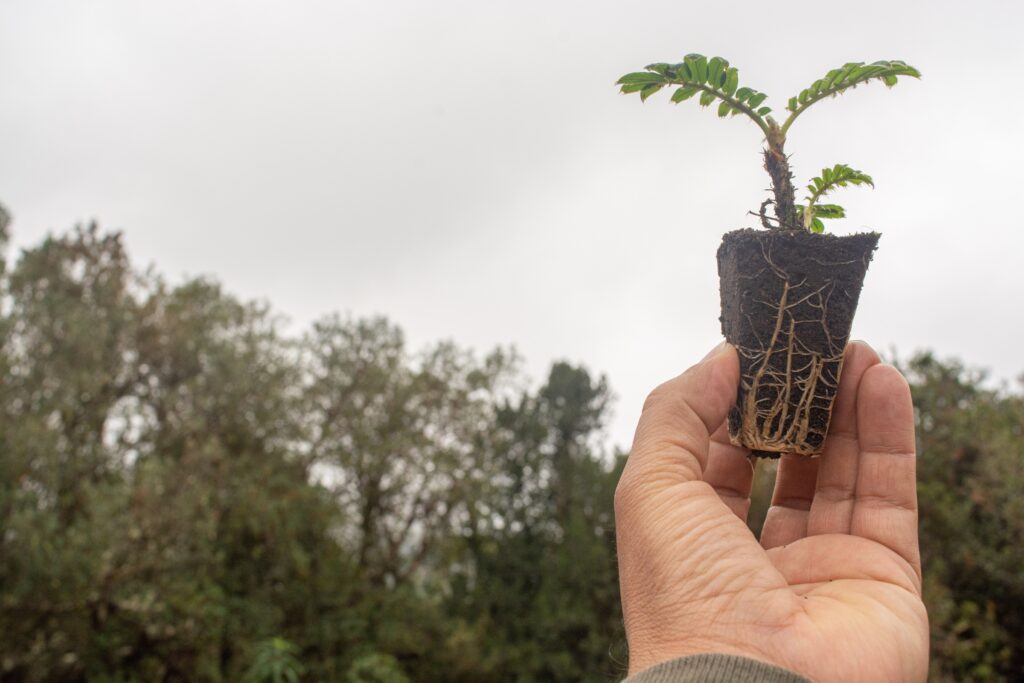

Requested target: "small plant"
[
  {"left": 617, "top": 55, "right": 920, "bottom": 457},
  {"left": 617, "top": 56, "right": 919, "bottom": 233}
]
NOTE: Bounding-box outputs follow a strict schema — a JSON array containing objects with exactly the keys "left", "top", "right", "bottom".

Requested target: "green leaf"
[
  {"left": 645, "top": 63, "right": 670, "bottom": 75},
  {"left": 717, "top": 101, "right": 731, "bottom": 117},
  {"left": 810, "top": 217, "right": 825, "bottom": 234},
  {"left": 640, "top": 83, "right": 664, "bottom": 101},
  {"left": 813, "top": 203, "right": 846, "bottom": 219},
  {"left": 699, "top": 91, "right": 715, "bottom": 107},
  {"left": 685, "top": 54, "right": 708, "bottom": 83},
  {"left": 617, "top": 72, "right": 666, "bottom": 85},
  {"left": 735, "top": 86, "right": 753, "bottom": 102},
  {"left": 620, "top": 82, "right": 647, "bottom": 94},
  {"left": 707, "top": 57, "right": 725, "bottom": 89},
  {"left": 757, "top": 106, "right": 772, "bottom": 116},
  {"left": 787, "top": 96, "right": 798, "bottom": 112},
  {"left": 748, "top": 92, "right": 767, "bottom": 108},
  {"left": 723, "top": 67, "right": 739, "bottom": 95},
  {"left": 671, "top": 85, "right": 699, "bottom": 102}
]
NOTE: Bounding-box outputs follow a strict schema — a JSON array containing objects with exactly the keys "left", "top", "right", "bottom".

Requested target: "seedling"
[{"left": 617, "top": 55, "right": 920, "bottom": 457}]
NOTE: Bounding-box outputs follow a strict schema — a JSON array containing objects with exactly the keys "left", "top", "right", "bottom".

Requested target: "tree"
[
  {"left": 448, "top": 362, "right": 625, "bottom": 682},
  {"left": 905, "top": 353, "right": 1024, "bottom": 681},
  {"left": 2, "top": 214, "right": 1019, "bottom": 681}
]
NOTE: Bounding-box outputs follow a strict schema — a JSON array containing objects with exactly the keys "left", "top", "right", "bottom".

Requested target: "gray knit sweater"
[{"left": 624, "top": 654, "right": 813, "bottom": 683}]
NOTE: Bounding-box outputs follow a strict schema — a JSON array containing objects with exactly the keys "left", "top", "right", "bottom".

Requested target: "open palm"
[{"left": 615, "top": 342, "right": 928, "bottom": 682}]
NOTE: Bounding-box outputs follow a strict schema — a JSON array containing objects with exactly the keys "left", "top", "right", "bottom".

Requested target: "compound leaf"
[
  {"left": 783, "top": 60, "right": 921, "bottom": 130},
  {"left": 616, "top": 53, "right": 772, "bottom": 132},
  {"left": 798, "top": 165, "right": 874, "bottom": 233},
  {"left": 640, "top": 83, "right": 664, "bottom": 101}
]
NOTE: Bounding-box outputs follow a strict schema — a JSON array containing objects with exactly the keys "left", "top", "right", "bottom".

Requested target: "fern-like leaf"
[
  {"left": 806, "top": 164, "right": 874, "bottom": 206},
  {"left": 616, "top": 53, "right": 773, "bottom": 134},
  {"left": 781, "top": 60, "right": 920, "bottom": 134},
  {"left": 798, "top": 165, "right": 874, "bottom": 231}
]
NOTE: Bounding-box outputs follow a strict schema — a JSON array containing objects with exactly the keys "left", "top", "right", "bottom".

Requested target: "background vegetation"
[{"left": 0, "top": 215, "right": 1021, "bottom": 682}]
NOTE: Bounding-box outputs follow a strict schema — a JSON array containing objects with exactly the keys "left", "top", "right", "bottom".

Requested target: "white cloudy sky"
[{"left": 2, "top": 0, "right": 1022, "bottom": 448}]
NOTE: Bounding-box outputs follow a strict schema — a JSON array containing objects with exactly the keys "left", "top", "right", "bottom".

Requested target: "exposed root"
[{"left": 730, "top": 243, "right": 846, "bottom": 456}]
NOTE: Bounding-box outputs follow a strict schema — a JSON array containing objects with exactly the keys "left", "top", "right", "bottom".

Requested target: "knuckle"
[
  {"left": 641, "top": 383, "right": 671, "bottom": 415},
  {"left": 614, "top": 471, "right": 644, "bottom": 518}
]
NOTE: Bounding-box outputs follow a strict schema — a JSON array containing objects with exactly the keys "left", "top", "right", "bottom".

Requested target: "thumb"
[{"left": 627, "top": 341, "right": 739, "bottom": 484}]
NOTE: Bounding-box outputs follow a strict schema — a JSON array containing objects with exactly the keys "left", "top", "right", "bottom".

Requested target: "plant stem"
[{"left": 764, "top": 123, "right": 798, "bottom": 231}]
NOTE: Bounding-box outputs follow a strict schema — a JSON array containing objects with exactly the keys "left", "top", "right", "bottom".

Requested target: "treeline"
[{"left": 0, "top": 215, "right": 1021, "bottom": 682}]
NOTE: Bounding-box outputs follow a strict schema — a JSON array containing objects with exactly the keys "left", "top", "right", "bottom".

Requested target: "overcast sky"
[{"left": 2, "top": 0, "right": 1022, "bottom": 449}]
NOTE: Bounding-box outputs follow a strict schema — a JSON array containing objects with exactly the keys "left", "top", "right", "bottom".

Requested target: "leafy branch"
[
  {"left": 799, "top": 164, "right": 874, "bottom": 233},
  {"left": 617, "top": 55, "right": 773, "bottom": 137},
  {"left": 781, "top": 61, "right": 921, "bottom": 136},
  {"left": 616, "top": 53, "right": 919, "bottom": 233}
]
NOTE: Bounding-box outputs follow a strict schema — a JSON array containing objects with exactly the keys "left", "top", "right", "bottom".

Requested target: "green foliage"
[
  {"left": 902, "top": 353, "right": 1024, "bottom": 680},
  {"left": 617, "top": 54, "right": 772, "bottom": 132},
  {"left": 1, "top": 217, "right": 1019, "bottom": 681},
  {"left": 0, "top": 202, "right": 9, "bottom": 277},
  {"left": 806, "top": 164, "right": 875, "bottom": 203},
  {"left": 797, "top": 164, "right": 874, "bottom": 231},
  {"left": 616, "top": 55, "right": 918, "bottom": 234},
  {"left": 782, "top": 60, "right": 921, "bottom": 134},
  {"left": 346, "top": 653, "right": 410, "bottom": 683},
  {"left": 0, "top": 220, "right": 624, "bottom": 682},
  {"left": 244, "top": 638, "right": 306, "bottom": 683}
]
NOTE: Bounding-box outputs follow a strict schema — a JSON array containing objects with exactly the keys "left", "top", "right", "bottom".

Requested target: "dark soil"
[{"left": 717, "top": 229, "right": 879, "bottom": 457}]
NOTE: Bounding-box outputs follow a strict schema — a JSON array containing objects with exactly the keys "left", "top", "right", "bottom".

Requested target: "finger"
[
  {"left": 625, "top": 342, "right": 739, "bottom": 486},
  {"left": 807, "top": 341, "right": 881, "bottom": 536},
  {"left": 703, "top": 422, "right": 754, "bottom": 520},
  {"left": 760, "top": 454, "right": 818, "bottom": 549},
  {"left": 850, "top": 364, "right": 922, "bottom": 583}
]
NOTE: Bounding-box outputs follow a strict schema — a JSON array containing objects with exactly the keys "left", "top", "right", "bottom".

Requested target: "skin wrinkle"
[
  {"left": 768, "top": 536, "right": 921, "bottom": 595},
  {"left": 771, "top": 496, "right": 814, "bottom": 511},
  {"left": 711, "top": 484, "right": 749, "bottom": 501},
  {"left": 857, "top": 441, "right": 917, "bottom": 455},
  {"left": 813, "top": 483, "right": 856, "bottom": 503},
  {"left": 853, "top": 493, "right": 918, "bottom": 513},
  {"left": 632, "top": 450, "right": 704, "bottom": 484},
  {"left": 850, "top": 529, "right": 923, "bottom": 589},
  {"left": 786, "top": 587, "right": 926, "bottom": 681},
  {"left": 631, "top": 427, "right": 706, "bottom": 466},
  {"left": 634, "top": 400, "right": 712, "bottom": 464}
]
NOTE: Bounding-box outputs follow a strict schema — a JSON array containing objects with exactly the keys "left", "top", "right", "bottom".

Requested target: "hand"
[{"left": 615, "top": 341, "right": 928, "bottom": 682}]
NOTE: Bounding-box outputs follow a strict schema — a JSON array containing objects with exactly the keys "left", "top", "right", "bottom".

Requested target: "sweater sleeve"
[{"left": 623, "top": 654, "right": 813, "bottom": 683}]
